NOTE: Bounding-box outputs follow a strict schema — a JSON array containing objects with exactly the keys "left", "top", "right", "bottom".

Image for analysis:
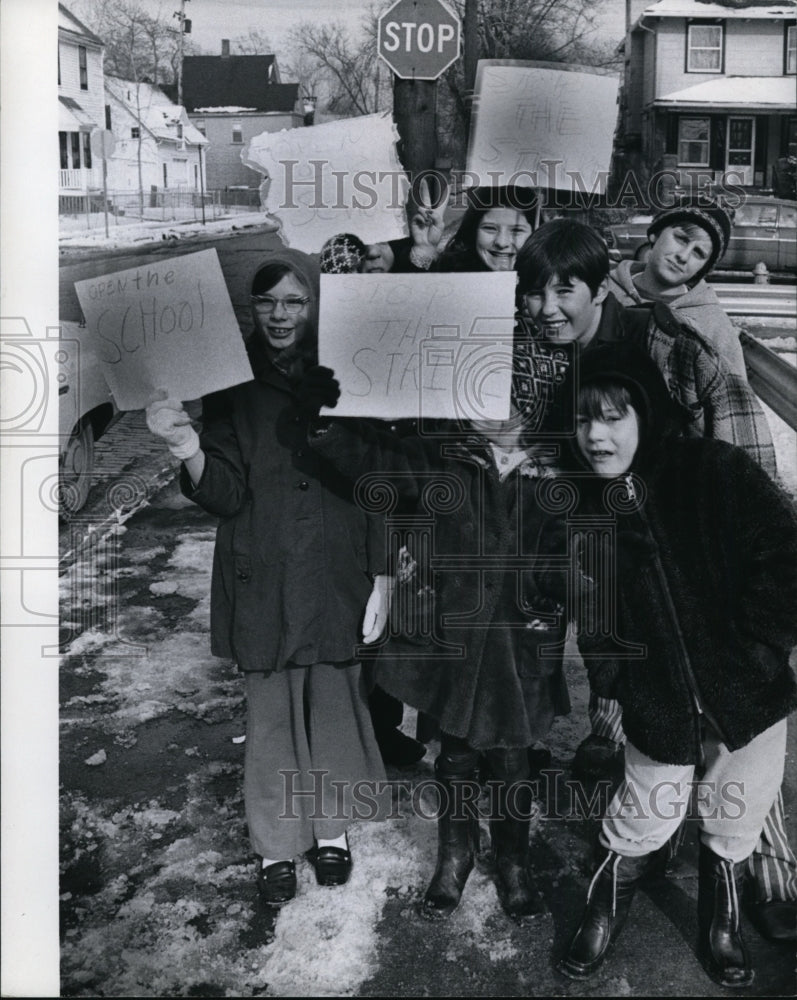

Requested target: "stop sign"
[{"left": 378, "top": 0, "right": 461, "bottom": 80}]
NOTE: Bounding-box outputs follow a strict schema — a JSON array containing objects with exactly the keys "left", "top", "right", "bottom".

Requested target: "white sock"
[
  {"left": 261, "top": 856, "right": 290, "bottom": 869},
  {"left": 316, "top": 832, "right": 348, "bottom": 850}
]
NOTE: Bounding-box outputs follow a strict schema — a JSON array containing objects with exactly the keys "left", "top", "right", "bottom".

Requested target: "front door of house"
[{"left": 726, "top": 117, "right": 755, "bottom": 186}]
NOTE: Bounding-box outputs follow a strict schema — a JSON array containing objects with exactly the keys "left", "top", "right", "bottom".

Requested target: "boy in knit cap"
[
  {"left": 514, "top": 217, "right": 795, "bottom": 943},
  {"left": 608, "top": 196, "right": 745, "bottom": 377}
]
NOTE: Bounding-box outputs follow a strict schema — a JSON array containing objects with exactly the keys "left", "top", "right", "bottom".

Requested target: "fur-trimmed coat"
[{"left": 311, "top": 421, "right": 571, "bottom": 750}]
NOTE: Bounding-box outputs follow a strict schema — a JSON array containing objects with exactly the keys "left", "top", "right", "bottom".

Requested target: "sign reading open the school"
[{"left": 74, "top": 249, "right": 253, "bottom": 410}]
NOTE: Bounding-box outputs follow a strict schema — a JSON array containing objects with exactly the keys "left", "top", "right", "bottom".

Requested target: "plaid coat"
[{"left": 514, "top": 295, "right": 777, "bottom": 479}]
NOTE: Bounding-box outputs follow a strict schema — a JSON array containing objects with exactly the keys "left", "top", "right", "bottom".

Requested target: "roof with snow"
[
  {"left": 105, "top": 77, "right": 208, "bottom": 145},
  {"left": 182, "top": 55, "right": 298, "bottom": 114},
  {"left": 639, "top": 0, "right": 796, "bottom": 19},
  {"left": 653, "top": 76, "right": 797, "bottom": 108}
]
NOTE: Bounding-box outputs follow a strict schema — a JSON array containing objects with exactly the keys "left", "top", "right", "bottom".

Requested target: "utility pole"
[
  {"left": 463, "top": 0, "right": 478, "bottom": 128},
  {"left": 174, "top": 0, "right": 190, "bottom": 107}
]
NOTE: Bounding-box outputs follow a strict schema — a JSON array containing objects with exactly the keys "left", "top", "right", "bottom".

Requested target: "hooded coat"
[
  {"left": 608, "top": 259, "right": 746, "bottom": 378},
  {"left": 310, "top": 420, "right": 570, "bottom": 750},
  {"left": 181, "top": 253, "right": 384, "bottom": 673},
  {"left": 553, "top": 342, "right": 797, "bottom": 766}
]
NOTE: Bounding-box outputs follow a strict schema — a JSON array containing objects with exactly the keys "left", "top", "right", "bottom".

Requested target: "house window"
[
  {"left": 82, "top": 133, "right": 93, "bottom": 169},
  {"left": 78, "top": 45, "right": 88, "bottom": 89},
  {"left": 677, "top": 117, "right": 711, "bottom": 166},
  {"left": 686, "top": 23, "right": 723, "bottom": 73},
  {"left": 59, "top": 131, "right": 68, "bottom": 170},
  {"left": 173, "top": 158, "right": 188, "bottom": 183},
  {"left": 58, "top": 45, "right": 61, "bottom": 86},
  {"left": 105, "top": 104, "right": 112, "bottom": 130},
  {"left": 786, "top": 24, "right": 796, "bottom": 74},
  {"left": 71, "top": 132, "right": 82, "bottom": 169},
  {"left": 177, "top": 123, "right": 184, "bottom": 140},
  {"left": 131, "top": 126, "right": 140, "bottom": 139},
  {"left": 231, "top": 121, "right": 243, "bottom": 144},
  {"left": 163, "top": 163, "right": 168, "bottom": 188}
]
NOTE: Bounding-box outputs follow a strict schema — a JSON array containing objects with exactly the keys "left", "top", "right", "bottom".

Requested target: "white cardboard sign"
[
  {"left": 467, "top": 60, "right": 620, "bottom": 196},
  {"left": 244, "top": 113, "right": 410, "bottom": 254},
  {"left": 318, "top": 271, "right": 516, "bottom": 421},
  {"left": 74, "top": 249, "right": 253, "bottom": 410}
]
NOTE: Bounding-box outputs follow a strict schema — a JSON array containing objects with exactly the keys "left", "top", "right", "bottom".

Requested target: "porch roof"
[
  {"left": 652, "top": 76, "right": 797, "bottom": 111},
  {"left": 59, "top": 96, "right": 97, "bottom": 131}
]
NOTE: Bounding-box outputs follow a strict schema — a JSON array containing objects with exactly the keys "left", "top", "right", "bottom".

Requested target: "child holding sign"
[
  {"left": 145, "top": 252, "right": 387, "bottom": 907},
  {"left": 296, "top": 362, "right": 570, "bottom": 926}
]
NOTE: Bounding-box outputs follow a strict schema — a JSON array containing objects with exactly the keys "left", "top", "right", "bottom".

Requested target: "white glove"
[
  {"left": 145, "top": 389, "right": 200, "bottom": 461},
  {"left": 362, "top": 574, "right": 395, "bottom": 644}
]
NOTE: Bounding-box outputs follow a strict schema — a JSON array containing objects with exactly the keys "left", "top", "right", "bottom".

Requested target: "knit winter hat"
[
  {"left": 647, "top": 198, "right": 734, "bottom": 281},
  {"left": 319, "top": 233, "right": 367, "bottom": 274}
]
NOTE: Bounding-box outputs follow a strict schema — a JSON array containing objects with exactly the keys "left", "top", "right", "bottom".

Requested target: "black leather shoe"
[
  {"left": 257, "top": 860, "right": 296, "bottom": 905},
  {"left": 311, "top": 844, "right": 353, "bottom": 887},
  {"left": 745, "top": 900, "right": 797, "bottom": 943},
  {"left": 377, "top": 728, "right": 427, "bottom": 768}
]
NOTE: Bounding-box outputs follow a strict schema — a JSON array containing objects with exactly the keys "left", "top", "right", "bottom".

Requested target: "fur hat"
[{"left": 647, "top": 197, "right": 734, "bottom": 281}]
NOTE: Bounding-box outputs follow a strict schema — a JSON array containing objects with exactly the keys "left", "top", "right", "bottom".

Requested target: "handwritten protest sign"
[
  {"left": 74, "top": 249, "right": 253, "bottom": 410},
  {"left": 318, "top": 272, "right": 516, "bottom": 421},
  {"left": 467, "top": 60, "right": 620, "bottom": 197},
  {"left": 244, "top": 113, "right": 410, "bottom": 254}
]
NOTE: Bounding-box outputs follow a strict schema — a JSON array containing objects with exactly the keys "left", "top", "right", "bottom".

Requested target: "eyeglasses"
[{"left": 251, "top": 295, "right": 309, "bottom": 315}]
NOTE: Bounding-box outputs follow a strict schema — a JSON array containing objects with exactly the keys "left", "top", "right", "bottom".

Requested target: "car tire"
[
  {"left": 634, "top": 243, "right": 652, "bottom": 263},
  {"left": 59, "top": 418, "right": 94, "bottom": 516}
]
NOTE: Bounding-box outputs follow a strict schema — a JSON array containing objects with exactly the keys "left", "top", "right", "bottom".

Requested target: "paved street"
[{"left": 57, "top": 445, "right": 797, "bottom": 997}]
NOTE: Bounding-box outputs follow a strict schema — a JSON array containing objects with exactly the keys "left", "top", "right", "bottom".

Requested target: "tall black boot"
[
  {"left": 489, "top": 778, "right": 547, "bottom": 924},
  {"left": 698, "top": 843, "right": 754, "bottom": 989},
  {"left": 558, "top": 848, "right": 652, "bottom": 980},
  {"left": 420, "top": 763, "right": 480, "bottom": 920}
]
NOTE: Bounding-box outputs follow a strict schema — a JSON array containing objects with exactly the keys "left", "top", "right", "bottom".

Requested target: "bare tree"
[
  {"left": 439, "top": 0, "right": 620, "bottom": 164},
  {"left": 231, "top": 28, "right": 275, "bottom": 56},
  {"left": 72, "top": 0, "right": 198, "bottom": 87},
  {"left": 286, "top": 3, "right": 391, "bottom": 118}
]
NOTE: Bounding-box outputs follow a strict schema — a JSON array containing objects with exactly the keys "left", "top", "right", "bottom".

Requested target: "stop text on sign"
[
  {"left": 377, "top": 0, "right": 461, "bottom": 80},
  {"left": 381, "top": 20, "right": 456, "bottom": 54}
]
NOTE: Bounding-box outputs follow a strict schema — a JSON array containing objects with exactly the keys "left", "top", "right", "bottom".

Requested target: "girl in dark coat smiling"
[{"left": 145, "top": 252, "right": 386, "bottom": 907}]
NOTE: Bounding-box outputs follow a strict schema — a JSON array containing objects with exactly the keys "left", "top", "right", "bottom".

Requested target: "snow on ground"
[{"left": 59, "top": 209, "right": 277, "bottom": 252}]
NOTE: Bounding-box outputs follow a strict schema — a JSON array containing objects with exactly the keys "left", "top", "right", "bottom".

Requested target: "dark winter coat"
[
  {"left": 181, "top": 253, "right": 384, "bottom": 674},
  {"left": 552, "top": 342, "right": 797, "bottom": 766},
  {"left": 311, "top": 421, "right": 570, "bottom": 750}
]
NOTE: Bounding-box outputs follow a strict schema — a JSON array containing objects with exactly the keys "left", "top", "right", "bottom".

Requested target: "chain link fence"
[{"left": 59, "top": 187, "right": 264, "bottom": 232}]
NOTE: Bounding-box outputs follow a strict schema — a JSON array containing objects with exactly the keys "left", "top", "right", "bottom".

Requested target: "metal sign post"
[{"left": 90, "top": 129, "right": 116, "bottom": 238}]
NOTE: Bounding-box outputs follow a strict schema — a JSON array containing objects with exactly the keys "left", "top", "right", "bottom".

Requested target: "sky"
[{"left": 73, "top": 0, "right": 631, "bottom": 62}]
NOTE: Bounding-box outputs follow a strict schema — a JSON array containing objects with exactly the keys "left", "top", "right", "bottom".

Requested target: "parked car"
[
  {"left": 59, "top": 319, "right": 119, "bottom": 515},
  {"left": 603, "top": 196, "right": 797, "bottom": 276}
]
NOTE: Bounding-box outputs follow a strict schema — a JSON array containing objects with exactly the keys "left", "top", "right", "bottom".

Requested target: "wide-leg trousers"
[{"left": 244, "top": 662, "right": 386, "bottom": 859}]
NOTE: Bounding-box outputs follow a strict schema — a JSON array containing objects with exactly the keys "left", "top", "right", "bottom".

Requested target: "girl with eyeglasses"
[{"left": 145, "top": 252, "right": 387, "bottom": 908}]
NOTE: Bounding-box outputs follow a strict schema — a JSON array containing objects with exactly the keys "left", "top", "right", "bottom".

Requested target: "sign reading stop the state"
[{"left": 378, "top": 0, "right": 461, "bottom": 80}]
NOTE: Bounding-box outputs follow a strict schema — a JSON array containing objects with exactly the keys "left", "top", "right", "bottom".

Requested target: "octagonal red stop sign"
[{"left": 378, "top": 0, "right": 461, "bottom": 80}]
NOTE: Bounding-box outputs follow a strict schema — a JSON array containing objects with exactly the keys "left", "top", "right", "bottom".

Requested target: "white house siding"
[
  {"left": 654, "top": 18, "right": 786, "bottom": 98},
  {"left": 58, "top": 9, "right": 105, "bottom": 195},
  {"left": 105, "top": 82, "right": 206, "bottom": 194}
]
